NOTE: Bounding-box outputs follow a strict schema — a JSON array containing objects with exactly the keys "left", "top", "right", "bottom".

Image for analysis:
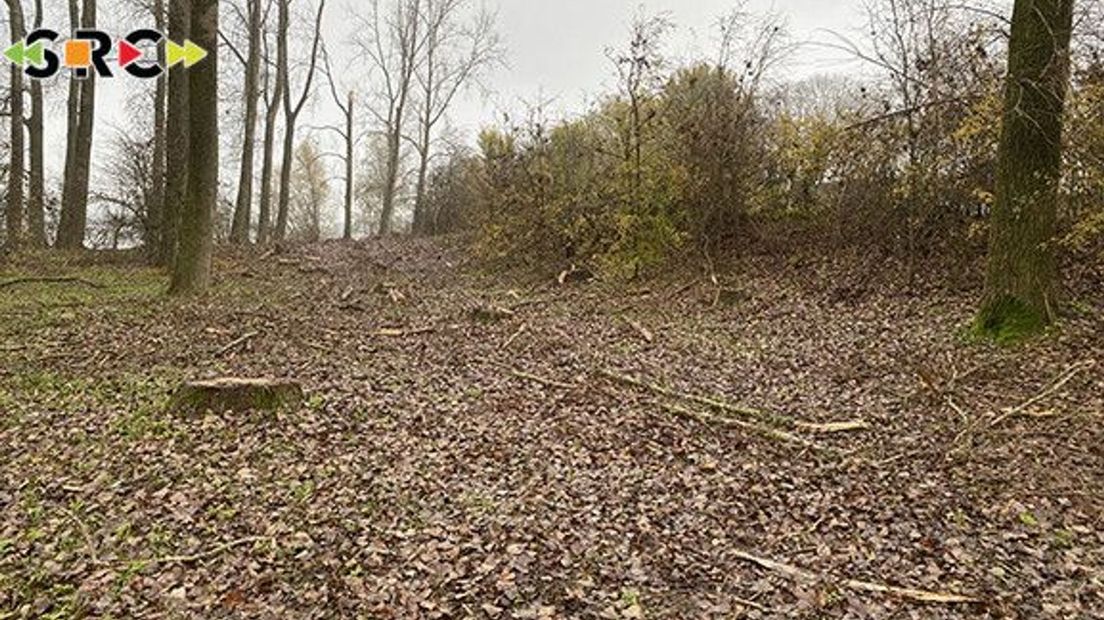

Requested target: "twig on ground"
[
  {"left": 795, "top": 420, "right": 872, "bottom": 434},
  {"left": 660, "top": 402, "right": 828, "bottom": 452},
  {"left": 599, "top": 368, "right": 868, "bottom": 434},
  {"left": 990, "top": 359, "right": 1095, "bottom": 427},
  {"left": 376, "top": 326, "right": 435, "bottom": 337},
  {"left": 146, "top": 536, "right": 271, "bottom": 567},
  {"left": 509, "top": 369, "right": 578, "bottom": 390},
  {"left": 0, "top": 276, "right": 106, "bottom": 290},
  {"left": 502, "top": 323, "right": 529, "bottom": 349},
  {"left": 624, "top": 318, "right": 655, "bottom": 343},
  {"left": 216, "top": 331, "right": 260, "bottom": 356},
  {"left": 60, "top": 506, "right": 101, "bottom": 566},
  {"left": 731, "top": 548, "right": 983, "bottom": 605}
]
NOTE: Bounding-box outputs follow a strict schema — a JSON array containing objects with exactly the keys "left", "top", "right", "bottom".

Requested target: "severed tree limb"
[
  {"left": 599, "top": 369, "right": 868, "bottom": 433},
  {"left": 732, "top": 548, "right": 983, "bottom": 605},
  {"left": 660, "top": 402, "right": 830, "bottom": 453},
  {"left": 376, "top": 326, "right": 435, "bottom": 337},
  {"left": 0, "top": 276, "right": 106, "bottom": 290},
  {"left": 145, "top": 536, "right": 271, "bottom": 567},
  {"left": 216, "top": 331, "right": 260, "bottom": 356},
  {"left": 990, "top": 360, "right": 1095, "bottom": 427},
  {"left": 624, "top": 318, "right": 655, "bottom": 343},
  {"left": 502, "top": 322, "right": 529, "bottom": 350}
]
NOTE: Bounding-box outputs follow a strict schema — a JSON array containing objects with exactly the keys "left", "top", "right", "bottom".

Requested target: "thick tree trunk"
[
  {"left": 162, "top": 0, "right": 190, "bottom": 265},
  {"left": 978, "top": 0, "right": 1075, "bottom": 337},
  {"left": 56, "top": 0, "right": 97, "bottom": 250},
  {"left": 276, "top": 118, "right": 295, "bottom": 240},
  {"left": 230, "top": 0, "right": 262, "bottom": 244},
  {"left": 25, "top": 0, "right": 46, "bottom": 248},
  {"left": 412, "top": 144, "right": 430, "bottom": 235},
  {"left": 147, "top": 0, "right": 167, "bottom": 261},
  {"left": 5, "top": 0, "right": 26, "bottom": 251},
  {"left": 343, "top": 93, "right": 354, "bottom": 240},
  {"left": 169, "top": 0, "right": 217, "bottom": 295}
]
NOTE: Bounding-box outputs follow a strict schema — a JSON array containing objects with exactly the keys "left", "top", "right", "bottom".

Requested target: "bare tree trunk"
[
  {"left": 273, "top": 0, "right": 291, "bottom": 240},
  {"left": 162, "top": 0, "right": 190, "bottom": 264},
  {"left": 25, "top": 0, "right": 46, "bottom": 248},
  {"left": 4, "top": 0, "right": 26, "bottom": 251},
  {"left": 230, "top": 0, "right": 262, "bottom": 244},
  {"left": 169, "top": 0, "right": 218, "bottom": 295},
  {"left": 274, "top": 0, "right": 325, "bottom": 241},
  {"left": 344, "top": 92, "right": 354, "bottom": 239},
  {"left": 258, "top": 65, "right": 282, "bottom": 244},
  {"left": 378, "top": 118, "right": 404, "bottom": 236},
  {"left": 978, "top": 0, "right": 1075, "bottom": 337},
  {"left": 57, "top": 0, "right": 97, "bottom": 250},
  {"left": 147, "top": 0, "right": 167, "bottom": 260}
]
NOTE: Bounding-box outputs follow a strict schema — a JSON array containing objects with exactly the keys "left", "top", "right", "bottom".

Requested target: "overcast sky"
[{"left": 28, "top": 0, "right": 879, "bottom": 226}]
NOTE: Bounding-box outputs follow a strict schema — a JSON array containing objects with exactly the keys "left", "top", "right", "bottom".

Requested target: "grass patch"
[{"left": 971, "top": 296, "right": 1049, "bottom": 345}]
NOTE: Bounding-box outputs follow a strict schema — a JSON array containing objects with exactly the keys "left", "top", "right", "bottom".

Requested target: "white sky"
[{"left": 23, "top": 0, "right": 876, "bottom": 225}]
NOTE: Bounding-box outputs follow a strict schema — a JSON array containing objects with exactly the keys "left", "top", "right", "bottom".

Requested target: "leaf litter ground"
[{"left": 1, "top": 239, "right": 1101, "bottom": 619}]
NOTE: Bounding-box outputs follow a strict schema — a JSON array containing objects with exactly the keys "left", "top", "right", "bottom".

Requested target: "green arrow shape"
[
  {"left": 166, "top": 39, "right": 185, "bottom": 67},
  {"left": 4, "top": 40, "right": 26, "bottom": 66},
  {"left": 182, "top": 40, "right": 208, "bottom": 68},
  {"left": 166, "top": 39, "right": 208, "bottom": 68},
  {"left": 24, "top": 41, "right": 45, "bottom": 67}
]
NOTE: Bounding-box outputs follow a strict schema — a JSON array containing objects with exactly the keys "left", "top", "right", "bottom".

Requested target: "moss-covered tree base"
[
  {"left": 168, "top": 378, "right": 303, "bottom": 416},
  {"left": 974, "top": 296, "right": 1049, "bottom": 344}
]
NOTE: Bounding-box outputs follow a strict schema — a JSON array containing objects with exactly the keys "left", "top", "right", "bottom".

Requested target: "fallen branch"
[
  {"left": 146, "top": 536, "right": 271, "bottom": 567},
  {"left": 795, "top": 420, "right": 872, "bottom": 434},
  {"left": 732, "top": 548, "right": 983, "bottom": 605},
  {"left": 376, "top": 326, "right": 435, "bottom": 337},
  {"left": 502, "top": 323, "right": 529, "bottom": 349},
  {"left": 661, "top": 403, "right": 827, "bottom": 452},
  {"left": 990, "top": 359, "right": 1095, "bottom": 427},
  {"left": 0, "top": 276, "right": 106, "bottom": 290},
  {"left": 624, "top": 318, "right": 655, "bottom": 344},
  {"left": 216, "top": 331, "right": 259, "bottom": 356},
  {"left": 599, "top": 369, "right": 869, "bottom": 434},
  {"left": 510, "top": 369, "right": 578, "bottom": 390}
]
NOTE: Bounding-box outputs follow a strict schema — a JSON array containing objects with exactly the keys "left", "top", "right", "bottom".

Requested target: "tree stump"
[{"left": 168, "top": 378, "right": 303, "bottom": 416}]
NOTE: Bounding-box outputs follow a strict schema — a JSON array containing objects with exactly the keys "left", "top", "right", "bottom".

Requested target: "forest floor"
[{"left": 1, "top": 238, "right": 1102, "bottom": 619}]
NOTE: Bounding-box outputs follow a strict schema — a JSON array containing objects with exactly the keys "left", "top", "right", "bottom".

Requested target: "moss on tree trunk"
[{"left": 978, "top": 0, "right": 1075, "bottom": 341}]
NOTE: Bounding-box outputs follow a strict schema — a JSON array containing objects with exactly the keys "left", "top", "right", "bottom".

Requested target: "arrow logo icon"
[
  {"left": 4, "top": 39, "right": 46, "bottom": 67},
  {"left": 118, "top": 40, "right": 143, "bottom": 67},
  {"left": 166, "top": 39, "right": 207, "bottom": 68}
]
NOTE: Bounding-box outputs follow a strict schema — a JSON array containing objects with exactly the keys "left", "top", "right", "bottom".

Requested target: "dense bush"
[{"left": 422, "top": 3, "right": 1104, "bottom": 276}]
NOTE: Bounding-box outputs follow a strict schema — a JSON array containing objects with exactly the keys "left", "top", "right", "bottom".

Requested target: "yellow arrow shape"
[{"left": 166, "top": 39, "right": 208, "bottom": 68}]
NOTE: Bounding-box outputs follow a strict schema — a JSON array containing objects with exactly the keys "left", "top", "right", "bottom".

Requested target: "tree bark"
[
  {"left": 344, "top": 92, "right": 354, "bottom": 239},
  {"left": 978, "top": 0, "right": 1075, "bottom": 336},
  {"left": 162, "top": 0, "right": 190, "bottom": 265},
  {"left": 258, "top": 64, "right": 282, "bottom": 244},
  {"left": 169, "top": 0, "right": 217, "bottom": 295},
  {"left": 274, "top": 0, "right": 291, "bottom": 240},
  {"left": 56, "top": 0, "right": 97, "bottom": 250},
  {"left": 147, "top": 0, "right": 167, "bottom": 261},
  {"left": 230, "top": 0, "right": 262, "bottom": 244},
  {"left": 25, "top": 0, "right": 46, "bottom": 248},
  {"left": 5, "top": 0, "right": 26, "bottom": 251}
]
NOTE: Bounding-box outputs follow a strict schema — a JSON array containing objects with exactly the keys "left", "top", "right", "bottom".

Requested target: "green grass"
[{"left": 971, "top": 295, "right": 1049, "bottom": 345}]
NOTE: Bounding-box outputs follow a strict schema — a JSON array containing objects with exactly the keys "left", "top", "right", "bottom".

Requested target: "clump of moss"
[{"left": 973, "top": 296, "right": 1049, "bottom": 344}]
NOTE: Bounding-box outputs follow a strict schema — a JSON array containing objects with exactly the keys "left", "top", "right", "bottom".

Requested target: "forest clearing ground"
[{"left": 1, "top": 238, "right": 1102, "bottom": 619}]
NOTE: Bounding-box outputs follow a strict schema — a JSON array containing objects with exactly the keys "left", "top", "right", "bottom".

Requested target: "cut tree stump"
[{"left": 168, "top": 378, "right": 303, "bottom": 415}]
